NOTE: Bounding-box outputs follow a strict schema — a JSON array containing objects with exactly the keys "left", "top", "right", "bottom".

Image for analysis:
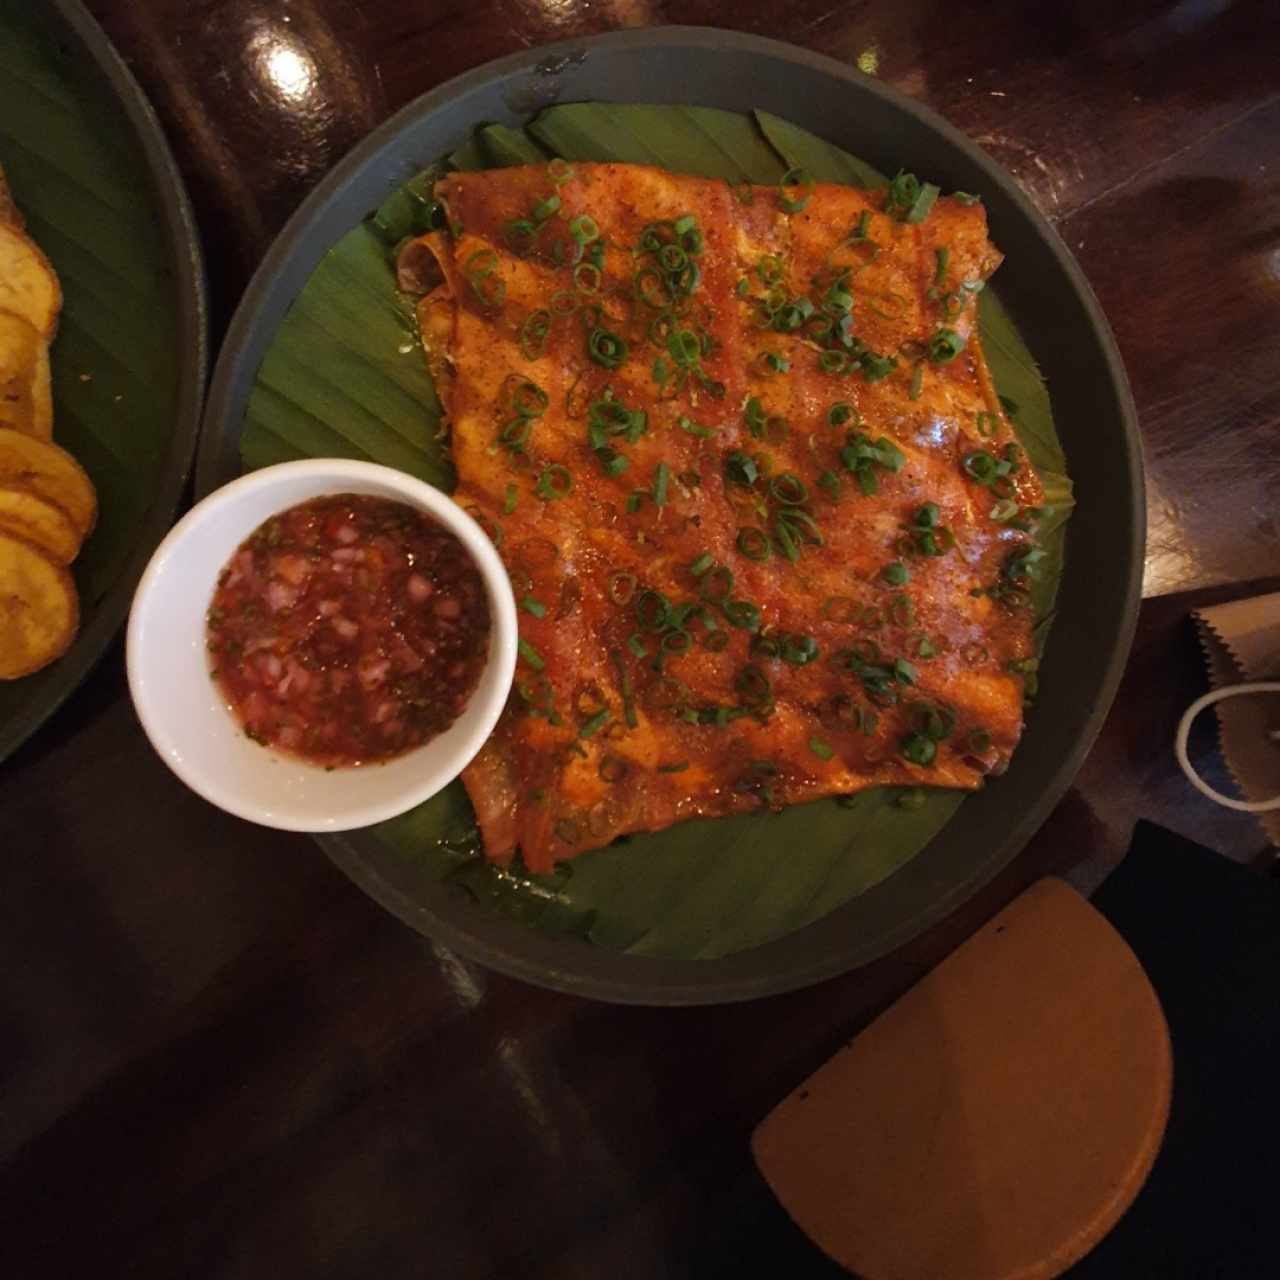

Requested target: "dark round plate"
[
  {"left": 0, "top": 0, "right": 207, "bottom": 762},
  {"left": 196, "top": 27, "right": 1143, "bottom": 1004}
]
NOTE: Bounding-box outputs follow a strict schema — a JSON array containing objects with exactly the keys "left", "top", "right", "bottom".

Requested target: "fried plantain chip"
[
  {"left": 0, "top": 483, "right": 81, "bottom": 563},
  {"left": 0, "top": 309, "right": 52, "bottom": 439},
  {"left": 0, "top": 223, "right": 60, "bottom": 340},
  {"left": 0, "top": 427, "right": 96, "bottom": 535},
  {"left": 0, "top": 530, "right": 78, "bottom": 678}
]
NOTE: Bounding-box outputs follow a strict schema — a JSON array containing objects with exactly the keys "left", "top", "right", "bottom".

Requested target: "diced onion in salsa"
[{"left": 206, "top": 493, "right": 490, "bottom": 766}]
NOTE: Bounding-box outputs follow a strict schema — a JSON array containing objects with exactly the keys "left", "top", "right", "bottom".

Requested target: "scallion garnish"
[
  {"left": 736, "top": 526, "right": 771, "bottom": 560},
  {"left": 520, "top": 596, "right": 546, "bottom": 619},
  {"left": 503, "top": 483, "right": 519, "bottom": 515},
  {"left": 769, "top": 472, "right": 808, "bottom": 505},
  {"left": 534, "top": 465, "right": 572, "bottom": 501},
  {"left": 882, "top": 561, "right": 910, "bottom": 586},
  {"left": 518, "top": 637, "right": 545, "bottom": 671},
  {"left": 577, "top": 708, "right": 610, "bottom": 739},
  {"left": 906, "top": 183, "right": 940, "bottom": 223},
  {"left": 910, "top": 363, "right": 925, "bottom": 401},
  {"left": 700, "top": 565, "right": 735, "bottom": 604},
  {"left": 653, "top": 461, "right": 670, "bottom": 507},
  {"left": 724, "top": 451, "right": 760, "bottom": 488},
  {"left": 927, "top": 328, "right": 967, "bottom": 363},
  {"left": 678, "top": 415, "right": 714, "bottom": 438},
  {"left": 778, "top": 166, "right": 814, "bottom": 213},
  {"left": 900, "top": 732, "right": 936, "bottom": 766},
  {"left": 827, "top": 401, "right": 855, "bottom": 427},
  {"left": 808, "top": 736, "right": 835, "bottom": 761},
  {"left": 723, "top": 599, "right": 762, "bottom": 632},
  {"left": 818, "top": 470, "right": 841, "bottom": 501},
  {"left": 588, "top": 327, "right": 628, "bottom": 369},
  {"left": 608, "top": 571, "right": 638, "bottom": 605},
  {"left": 519, "top": 309, "right": 551, "bottom": 360},
  {"left": 635, "top": 589, "right": 672, "bottom": 632},
  {"left": 934, "top": 246, "right": 950, "bottom": 287},
  {"left": 860, "top": 351, "right": 898, "bottom": 382}
]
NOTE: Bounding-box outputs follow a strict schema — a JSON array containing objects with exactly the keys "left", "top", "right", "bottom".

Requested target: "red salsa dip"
[{"left": 206, "top": 493, "right": 490, "bottom": 767}]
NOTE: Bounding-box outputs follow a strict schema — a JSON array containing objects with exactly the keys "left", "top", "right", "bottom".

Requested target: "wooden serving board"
[{"left": 753, "top": 878, "right": 1171, "bottom": 1280}]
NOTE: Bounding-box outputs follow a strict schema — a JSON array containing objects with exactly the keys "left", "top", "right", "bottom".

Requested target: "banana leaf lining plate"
[
  {"left": 196, "top": 27, "right": 1142, "bottom": 1004},
  {"left": 0, "top": 0, "right": 207, "bottom": 763}
]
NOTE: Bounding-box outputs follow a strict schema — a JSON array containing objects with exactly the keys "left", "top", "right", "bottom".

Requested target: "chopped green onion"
[
  {"left": 900, "top": 732, "right": 936, "bottom": 766},
  {"left": 906, "top": 182, "right": 940, "bottom": 223},
  {"left": 928, "top": 328, "right": 967, "bottom": 363},
  {"left": 689, "top": 552, "right": 715, "bottom": 578},
  {"left": 657, "top": 760, "right": 689, "bottom": 773},
  {"left": 503, "top": 483, "right": 519, "bottom": 515},
  {"left": 700, "top": 565, "right": 735, "bottom": 603},
  {"left": 678, "top": 415, "right": 714, "bottom": 438},
  {"left": 518, "top": 637, "right": 545, "bottom": 671},
  {"left": 549, "top": 288, "right": 578, "bottom": 316},
  {"left": 827, "top": 401, "right": 855, "bottom": 426},
  {"left": 860, "top": 351, "right": 898, "bottom": 382},
  {"left": 653, "top": 462, "right": 670, "bottom": 507},
  {"left": 568, "top": 214, "right": 599, "bottom": 243},
  {"left": 578, "top": 708, "right": 610, "bottom": 738},
  {"left": 850, "top": 210, "right": 872, "bottom": 240},
  {"left": 975, "top": 410, "right": 999, "bottom": 436},
  {"left": 809, "top": 736, "right": 835, "bottom": 761},
  {"left": 778, "top": 166, "right": 814, "bottom": 213},
  {"left": 519, "top": 309, "right": 551, "bottom": 359},
  {"left": 761, "top": 351, "right": 790, "bottom": 374},
  {"left": 723, "top": 599, "right": 762, "bottom": 632},
  {"left": 819, "top": 350, "right": 850, "bottom": 374},
  {"left": 934, "top": 246, "right": 950, "bottom": 287},
  {"left": 607, "top": 571, "right": 638, "bottom": 605},
  {"left": 909, "top": 363, "right": 925, "bottom": 400},
  {"left": 915, "top": 502, "right": 940, "bottom": 528},
  {"left": 989, "top": 498, "right": 1019, "bottom": 522},
  {"left": 724, "top": 451, "right": 760, "bottom": 487},
  {"left": 535, "top": 464, "right": 573, "bottom": 500},
  {"left": 818, "top": 470, "right": 841, "bottom": 501},
  {"left": 736, "top": 526, "right": 771, "bottom": 560},
  {"left": 880, "top": 592, "right": 909, "bottom": 627},
  {"left": 882, "top": 561, "right": 910, "bottom": 586},
  {"left": 756, "top": 254, "right": 784, "bottom": 284},
  {"left": 573, "top": 262, "right": 601, "bottom": 293},
  {"left": 884, "top": 170, "right": 922, "bottom": 220},
  {"left": 734, "top": 665, "right": 773, "bottom": 708},
  {"left": 769, "top": 472, "right": 808, "bottom": 505},
  {"left": 531, "top": 193, "right": 561, "bottom": 222},
  {"left": 635, "top": 589, "right": 672, "bottom": 632},
  {"left": 520, "top": 596, "right": 547, "bottom": 619},
  {"left": 783, "top": 634, "right": 820, "bottom": 666},
  {"left": 953, "top": 191, "right": 981, "bottom": 206},
  {"left": 588, "top": 327, "right": 628, "bottom": 369},
  {"left": 627, "top": 632, "right": 648, "bottom": 659}
]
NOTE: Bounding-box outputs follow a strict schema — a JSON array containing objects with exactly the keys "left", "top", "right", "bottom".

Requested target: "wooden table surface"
[{"left": 3, "top": 2, "right": 1277, "bottom": 1275}]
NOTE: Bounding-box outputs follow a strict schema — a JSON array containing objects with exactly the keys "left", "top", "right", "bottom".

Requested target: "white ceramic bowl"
[{"left": 126, "top": 459, "right": 517, "bottom": 832}]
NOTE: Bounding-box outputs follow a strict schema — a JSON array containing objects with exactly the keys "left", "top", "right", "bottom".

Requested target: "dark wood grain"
[{"left": 4, "top": 2, "right": 1278, "bottom": 1275}]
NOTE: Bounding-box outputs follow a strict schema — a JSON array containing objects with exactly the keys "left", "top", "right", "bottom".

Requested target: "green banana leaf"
[
  {"left": 0, "top": 3, "right": 183, "bottom": 735},
  {"left": 239, "top": 103, "right": 1072, "bottom": 959}
]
